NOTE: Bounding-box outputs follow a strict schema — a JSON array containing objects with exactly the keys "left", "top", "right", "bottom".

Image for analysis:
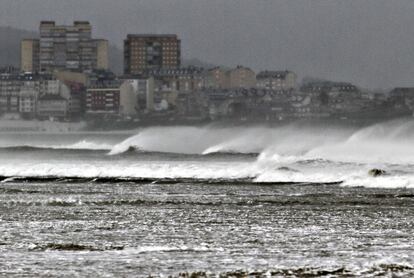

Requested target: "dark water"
[
  {"left": 1, "top": 126, "right": 414, "bottom": 277},
  {"left": 1, "top": 181, "right": 414, "bottom": 277}
]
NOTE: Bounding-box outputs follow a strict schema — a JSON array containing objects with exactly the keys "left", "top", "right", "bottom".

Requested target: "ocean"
[{"left": 1, "top": 120, "right": 414, "bottom": 277}]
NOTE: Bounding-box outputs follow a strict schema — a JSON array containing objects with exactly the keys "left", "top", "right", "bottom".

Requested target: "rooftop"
[
  {"left": 389, "top": 87, "right": 414, "bottom": 95},
  {"left": 126, "top": 34, "right": 178, "bottom": 39},
  {"left": 257, "top": 70, "right": 293, "bottom": 79},
  {"left": 40, "top": 21, "right": 91, "bottom": 27},
  {"left": 146, "top": 67, "right": 204, "bottom": 77}
]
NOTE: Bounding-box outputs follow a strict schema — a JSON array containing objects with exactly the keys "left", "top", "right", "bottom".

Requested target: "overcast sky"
[{"left": 0, "top": 0, "right": 413, "bottom": 88}]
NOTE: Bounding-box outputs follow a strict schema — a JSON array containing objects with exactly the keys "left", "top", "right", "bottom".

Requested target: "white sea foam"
[
  {"left": 341, "top": 175, "right": 414, "bottom": 189},
  {"left": 53, "top": 140, "right": 113, "bottom": 150},
  {"left": 0, "top": 160, "right": 255, "bottom": 181},
  {"left": 0, "top": 140, "right": 114, "bottom": 151},
  {"left": 109, "top": 126, "right": 229, "bottom": 155},
  {"left": 132, "top": 245, "right": 224, "bottom": 254},
  {"left": 109, "top": 124, "right": 353, "bottom": 156},
  {"left": 3, "top": 119, "right": 414, "bottom": 188}
]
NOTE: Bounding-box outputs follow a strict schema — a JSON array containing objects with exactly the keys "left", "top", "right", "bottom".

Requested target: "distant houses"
[
  {"left": 256, "top": 70, "right": 296, "bottom": 90},
  {"left": 0, "top": 20, "right": 410, "bottom": 124}
]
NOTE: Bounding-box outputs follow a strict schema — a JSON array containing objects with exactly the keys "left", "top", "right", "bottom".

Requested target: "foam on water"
[
  {"left": 56, "top": 140, "right": 113, "bottom": 150},
  {"left": 109, "top": 126, "right": 271, "bottom": 155},
  {"left": 2, "top": 119, "right": 414, "bottom": 188},
  {"left": 0, "top": 140, "right": 113, "bottom": 151},
  {"left": 0, "top": 160, "right": 255, "bottom": 181}
]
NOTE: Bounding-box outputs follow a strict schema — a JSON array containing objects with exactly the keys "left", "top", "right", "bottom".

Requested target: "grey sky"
[{"left": 0, "top": 0, "right": 413, "bottom": 88}]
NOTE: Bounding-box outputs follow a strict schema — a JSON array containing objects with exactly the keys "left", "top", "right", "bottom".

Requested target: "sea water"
[{"left": 1, "top": 120, "right": 414, "bottom": 277}]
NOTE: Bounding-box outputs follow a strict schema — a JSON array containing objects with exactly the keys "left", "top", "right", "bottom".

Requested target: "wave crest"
[{"left": 0, "top": 140, "right": 113, "bottom": 151}]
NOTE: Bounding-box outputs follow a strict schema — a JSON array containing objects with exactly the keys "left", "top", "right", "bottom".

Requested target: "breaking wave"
[
  {"left": 2, "top": 119, "right": 414, "bottom": 188},
  {"left": 109, "top": 127, "right": 271, "bottom": 155},
  {"left": 107, "top": 124, "right": 353, "bottom": 156},
  {"left": 175, "top": 264, "right": 414, "bottom": 277},
  {"left": 0, "top": 140, "right": 113, "bottom": 151},
  {"left": 104, "top": 120, "right": 414, "bottom": 165}
]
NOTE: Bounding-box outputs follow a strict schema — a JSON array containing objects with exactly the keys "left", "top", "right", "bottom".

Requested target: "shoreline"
[{"left": 1, "top": 115, "right": 413, "bottom": 132}]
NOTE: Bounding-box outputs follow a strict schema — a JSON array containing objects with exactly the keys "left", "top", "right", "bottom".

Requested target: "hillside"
[{"left": 0, "top": 26, "right": 37, "bottom": 67}]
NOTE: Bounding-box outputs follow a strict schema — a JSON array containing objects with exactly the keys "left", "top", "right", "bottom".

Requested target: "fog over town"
[{"left": 1, "top": 0, "right": 414, "bottom": 88}]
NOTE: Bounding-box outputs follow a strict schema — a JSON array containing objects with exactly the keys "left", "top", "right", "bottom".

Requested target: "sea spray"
[{"left": 2, "top": 119, "right": 414, "bottom": 188}]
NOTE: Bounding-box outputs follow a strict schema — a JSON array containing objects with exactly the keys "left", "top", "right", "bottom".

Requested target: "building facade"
[
  {"left": 0, "top": 72, "right": 84, "bottom": 120},
  {"left": 147, "top": 67, "right": 204, "bottom": 93},
  {"left": 93, "top": 39, "right": 109, "bottom": 70},
  {"left": 119, "top": 78, "right": 155, "bottom": 117},
  {"left": 227, "top": 66, "right": 256, "bottom": 89},
  {"left": 0, "top": 73, "right": 26, "bottom": 116},
  {"left": 204, "top": 66, "right": 257, "bottom": 90},
  {"left": 256, "top": 70, "right": 297, "bottom": 90},
  {"left": 37, "top": 94, "right": 68, "bottom": 120},
  {"left": 205, "top": 67, "right": 229, "bottom": 89},
  {"left": 19, "top": 81, "right": 38, "bottom": 119},
  {"left": 21, "top": 39, "right": 40, "bottom": 72},
  {"left": 124, "top": 34, "right": 181, "bottom": 75},
  {"left": 86, "top": 81, "right": 121, "bottom": 116},
  {"left": 21, "top": 21, "right": 108, "bottom": 73}
]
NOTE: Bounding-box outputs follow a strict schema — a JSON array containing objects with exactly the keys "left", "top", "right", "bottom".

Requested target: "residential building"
[
  {"left": 64, "top": 81, "right": 86, "bottom": 120},
  {"left": 87, "top": 69, "right": 117, "bottom": 86},
  {"left": 119, "top": 78, "right": 155, "bottom": 117},
  {"left": 227, "top": 66, "right": 256, "bottom": 89},
  {"left": 0, "top": 66, "right": 21, "bottom": 75},
  {"left": 204, "top": 66, "right": 258, "bottom": 89},
  {"left": 0, "top": 73, "right": 25, "bottom": 115},
  {"left": 389, "top": 87, "right": 414, "bottom": 112},
  {"left": 205, "top": 67, "right": 229, "bottom": 89},
  {"left": 0, "top": 71, "right": 86, "bottom": 120},
  {"left": 147, "top": 67, "right": 204, "bottom": 93},
  {"left": 1, "top": 72, "right": 52, "bottom": 109},
  {"left": 93, "top": 39, "right": 109, "bottom": 70},
  {"left": 19, "top": 81, "right": 38, "bottom": 119},
  {"left": 256, "top": 70, "right": 297, "bottom": 90},
  {"left": 124, "top": 34, "right": 181, "bottom": 75},
  {"left": 21, "top": 21, "right": 109, "bottom": 73},
  {"left": 37, "top": 94, "right": 68, "bottom": 120},
  {"left": 389, "top": 88, "right": 414, "bottom": 99},
  {"left": 300, "top": 81, "right": 359, "bottom": 95},
  {"left": 21, "top": 39, "right": 40, "bottom": 72},
  {"left": 86, "top": 80, "right": 122, "bottom": 116},
  {"left": 55, "top": 70, "right": 88, "bottom": 85}
]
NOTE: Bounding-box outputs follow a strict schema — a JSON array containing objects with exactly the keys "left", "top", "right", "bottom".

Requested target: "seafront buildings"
[
  {"left": 0, "top": 65, "right": 410, "bottom": 123},
  {"left": 21, "top": 39, "right": 40, "bottom": 73},
  {"left": 124, "top": 34, "right": 181, "bottom": 75},
  {"left": 21, "top": 21, "right": 108, "bottom": 73},
  {"left": 0, "top": 20, "right": 412, "bottom": 124},
  {"left": 256, "top": 70, "right": 297, "bottom": 90},
  {"left": 204, "top": 66, "right": 256, "bottom": 89},
  {"left": 86, "top": 78, "right": 154, "bottom": 118},
  {"left": 228, "top": 66, "right": 257, "bottom": 89}
]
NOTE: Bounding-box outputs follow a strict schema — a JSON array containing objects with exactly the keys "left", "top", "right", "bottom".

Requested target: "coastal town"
[{"left": 1, "top": 21, "right": 414, "bottom": 130}]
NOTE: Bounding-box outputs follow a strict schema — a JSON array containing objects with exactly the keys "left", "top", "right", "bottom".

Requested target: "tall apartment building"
[
  {"left": 21, "top": 21, "right": 108, "bottom": 73},
  {"left": 21, "top": 39, "right": 40, "bottom": 72},
  {"left": 124, "top": 34, "right": 181, "bottom": 75}
]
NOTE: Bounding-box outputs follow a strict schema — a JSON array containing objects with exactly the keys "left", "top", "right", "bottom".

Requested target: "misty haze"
[{"left": 1, "top": 1, "right": 414, "bottom": 277}]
